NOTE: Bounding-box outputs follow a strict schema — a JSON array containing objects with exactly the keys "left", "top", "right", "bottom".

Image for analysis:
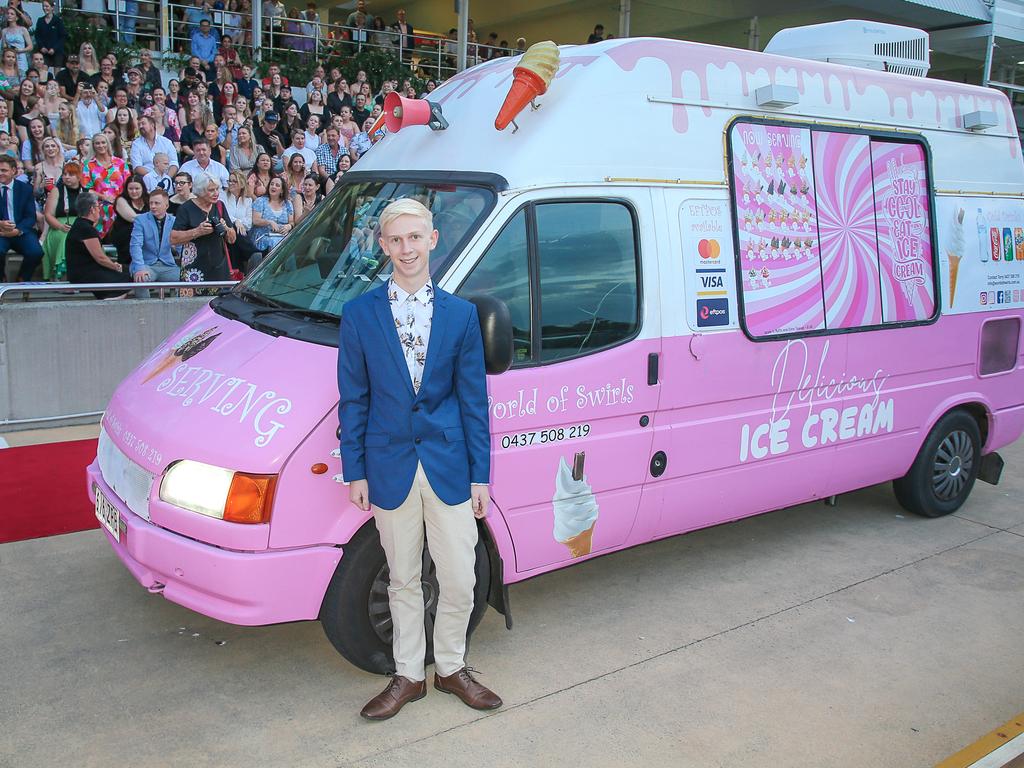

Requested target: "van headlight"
[{"left": 159, "top": 460, "right": 277, "bottom": 524}]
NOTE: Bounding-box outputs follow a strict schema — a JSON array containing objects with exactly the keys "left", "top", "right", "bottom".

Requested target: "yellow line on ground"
[{"left": 936, "top": 713, "right": 1024, "bottom": 768}]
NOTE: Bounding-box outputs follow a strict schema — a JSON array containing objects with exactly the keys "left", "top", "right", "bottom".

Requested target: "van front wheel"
[
  {"left": 893, "top": 410, "right": 981, "bottom": 518},
  {"left": 319, "top": 522, "right": 491, "bottom": 674}
]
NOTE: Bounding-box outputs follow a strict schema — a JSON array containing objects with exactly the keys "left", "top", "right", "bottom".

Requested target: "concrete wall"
[{"left": 0, "top": 298, "right": 209, "bottom": 430}]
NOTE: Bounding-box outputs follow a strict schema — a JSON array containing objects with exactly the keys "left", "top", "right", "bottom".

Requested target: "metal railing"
[
  {"left": 64, "top": 3, "right": 513, "bottom": 80},
  {"left": 0, "top": 281, "right": 237, "bottom": 304}
]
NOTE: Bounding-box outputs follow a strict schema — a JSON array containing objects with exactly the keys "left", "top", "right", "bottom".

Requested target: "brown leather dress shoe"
[
  {"left": 360, "top": 675, "right": 427, "bottom": 720},
  {"left": 433, "top": 667, "right": 502, "bottom": 710}
]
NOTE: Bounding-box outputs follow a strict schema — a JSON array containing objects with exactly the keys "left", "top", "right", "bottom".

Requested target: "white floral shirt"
[{"left": 388, "top": 278, "right": 433, "bottom": 393}]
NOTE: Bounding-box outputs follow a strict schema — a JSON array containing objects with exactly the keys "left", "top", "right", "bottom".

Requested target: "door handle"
[{"left": 647, "top": 353, "right": 659, "bottom": 386}]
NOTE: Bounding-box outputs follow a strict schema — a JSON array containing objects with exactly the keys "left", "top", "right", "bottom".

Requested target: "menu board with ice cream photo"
[
  {"left": 730, "top": 123, "right": 824, "bottom": 337},
  {"left": 937, "top": 197, "right": 1024, "bottom": 314}
]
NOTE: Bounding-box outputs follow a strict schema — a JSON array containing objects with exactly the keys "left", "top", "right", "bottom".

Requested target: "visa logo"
[{"left": 700, "top": 275, "right": 724, "bottom": 289}]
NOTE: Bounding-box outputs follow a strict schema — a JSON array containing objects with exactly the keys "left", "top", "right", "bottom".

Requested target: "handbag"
[{"left": 216, "top": 201, "right": 244, "bottom": 281}]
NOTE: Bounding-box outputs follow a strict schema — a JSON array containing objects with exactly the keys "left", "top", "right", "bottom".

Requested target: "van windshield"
[{"left": 241, "top": 177, "right": 496, "bottom": 316}]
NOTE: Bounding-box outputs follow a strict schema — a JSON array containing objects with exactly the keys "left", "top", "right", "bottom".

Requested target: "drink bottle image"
[
  {"left": 1016, "top": 228, "right": 1024, "bottom": 261},
  {"left": 1003, "top": 228, "right": 1014, "bottom": 261},
  {"left": 977, "top": 209, "right": 989, "bottom": 262},
  {"left": 991, "top": 227, "right": 1001, "bottom": 261}
]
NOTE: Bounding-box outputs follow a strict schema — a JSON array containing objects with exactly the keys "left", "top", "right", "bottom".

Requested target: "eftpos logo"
[{"left": 697, "top": 298, "right": 730, "bottom": 327}]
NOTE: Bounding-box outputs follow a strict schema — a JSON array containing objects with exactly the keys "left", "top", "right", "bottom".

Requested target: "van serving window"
[
  {"left": 457, "top": 200, "right": 641, "bottom": 366},
  {"left": 728, "top": 119, "right": 937, "bottom": 339}
]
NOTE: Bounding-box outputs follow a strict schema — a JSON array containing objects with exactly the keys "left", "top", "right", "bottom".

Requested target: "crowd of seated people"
[{"left": 0, "top": 0, "right": 537, "bottom": 294}]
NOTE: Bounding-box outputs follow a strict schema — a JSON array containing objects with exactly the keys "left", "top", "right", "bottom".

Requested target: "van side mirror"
[{"left": 466, "top": 294, "right": 513, "bottom": 375}]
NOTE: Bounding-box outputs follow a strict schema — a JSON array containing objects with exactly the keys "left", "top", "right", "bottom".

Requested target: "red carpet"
[{"left": 0, "top": 439, "right": 100, "bottom": 544}]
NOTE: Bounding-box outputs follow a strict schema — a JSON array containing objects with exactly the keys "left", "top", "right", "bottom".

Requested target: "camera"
[{"left": 209, "top": 212, "right": 228, "bottom": 237}]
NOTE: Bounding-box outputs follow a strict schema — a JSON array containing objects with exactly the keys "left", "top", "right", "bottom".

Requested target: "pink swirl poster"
[
  {"left": 871, "top": 141, "right": 935, "bottom": 322},
  {"left": 731, "top": 123, "right": 825, "bottom": 336},
  {"left": 812, "top": 131, "right": 883, "bottom": 329}
]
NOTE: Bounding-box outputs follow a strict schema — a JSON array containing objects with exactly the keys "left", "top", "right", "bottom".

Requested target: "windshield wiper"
[
  {"left": 230, "top": 287, "right": 338, "bottom": 324},
  {"left": 234, "top": 287, "right": 283, "bottom": 308},
  {"left": 249, "top": 305, "right": 340, "bottom": 324}
]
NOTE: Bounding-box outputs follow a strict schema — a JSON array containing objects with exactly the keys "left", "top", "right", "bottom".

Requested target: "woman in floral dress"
[
  {"left": 249, "top": 176, "right": 294, "bottom": 252},
  {"left": 171, "top": 171, "right": 237, "bottom": 295},
  {"left": 81, "top": 132, "right": 127, "bottom": 238}
]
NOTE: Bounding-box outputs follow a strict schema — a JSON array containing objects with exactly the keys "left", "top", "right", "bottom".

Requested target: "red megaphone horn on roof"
[{"left": 384, "top": 92, "right": 449, "bottom": 132}]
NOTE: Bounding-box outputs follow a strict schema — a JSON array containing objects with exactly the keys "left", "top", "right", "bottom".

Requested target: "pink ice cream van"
[{"left": 88, "top": 23, "right": 1024, "bottom": 673}]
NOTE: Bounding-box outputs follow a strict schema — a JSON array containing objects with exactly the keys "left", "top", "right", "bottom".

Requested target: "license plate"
[{"left": 95, "top": 486, "right": 121, "bottom": 542}]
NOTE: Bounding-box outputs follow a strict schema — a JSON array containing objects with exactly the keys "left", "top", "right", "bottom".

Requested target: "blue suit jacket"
[
  {"left": 4, "top": 179, "right": 36, "bottom": 235},
  {"left": 129, "top": 212, "right": 177, "bottom": 274},
  {"left": 338, "top": 282, "right": 491, "bottom": 509}
]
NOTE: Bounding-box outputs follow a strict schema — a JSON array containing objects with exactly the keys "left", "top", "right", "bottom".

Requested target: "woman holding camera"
[{"left": 170, "top": 170, "right": 236, "bottom": 295}]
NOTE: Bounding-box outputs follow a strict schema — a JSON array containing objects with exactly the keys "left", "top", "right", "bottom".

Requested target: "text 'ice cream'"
[{"left": 552, "top": 455, "right": 599, "bottom": 558}]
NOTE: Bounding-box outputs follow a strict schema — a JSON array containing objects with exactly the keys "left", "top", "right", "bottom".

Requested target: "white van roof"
[{"left": 358, "top": 37, "right": 1024, "bottom": 194}]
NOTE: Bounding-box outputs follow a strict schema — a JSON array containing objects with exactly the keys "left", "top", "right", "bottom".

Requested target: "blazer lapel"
[
  {"left": 374, "top": 287, "right": 416, "bottom": 398},
  {"left": 419, "top": 289, "right": 449, "bottom": 396},
  {"left": 162, "top": 214, "right": 175, "bottom": 254},
  {"left": 12, "top": 181, "right": 23, "bottom": 219}
]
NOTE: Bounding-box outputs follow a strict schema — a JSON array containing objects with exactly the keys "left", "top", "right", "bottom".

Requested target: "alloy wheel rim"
[{"left": 932, "top": 429, "right": 974, "bottom": 501}]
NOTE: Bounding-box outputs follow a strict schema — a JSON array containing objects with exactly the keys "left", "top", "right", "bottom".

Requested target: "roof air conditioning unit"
[{"left": 764, "top": 20, "right": 930, "bottom": 77}]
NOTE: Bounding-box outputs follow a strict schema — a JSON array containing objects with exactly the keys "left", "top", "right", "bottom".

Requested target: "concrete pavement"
[{"left": 2, "top": 438, "right": 1023, "bottom": 768}]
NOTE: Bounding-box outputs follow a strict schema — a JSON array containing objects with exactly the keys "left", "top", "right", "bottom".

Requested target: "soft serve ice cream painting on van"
[
  {"left": 87, "top": 26, "right": 1024, "bottom": 675},
  {"left": 552, "top": 454, "right": 600, "bottom": 557}
]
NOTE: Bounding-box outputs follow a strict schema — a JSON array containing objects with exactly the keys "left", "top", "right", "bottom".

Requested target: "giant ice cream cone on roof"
[{"left": 495, "top": 40, "right": 560, "bottom": 131}]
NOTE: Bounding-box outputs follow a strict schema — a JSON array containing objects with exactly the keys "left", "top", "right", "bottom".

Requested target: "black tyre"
[
  {"left": 893, "top": 409, "right": 981, "bottom": 518},
  {"left": 319, "top": 522, "right": 491, "bottom": 674}
]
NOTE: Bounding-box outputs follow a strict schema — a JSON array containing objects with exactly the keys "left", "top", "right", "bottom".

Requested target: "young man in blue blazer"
[
  {"left": 0, "top": 155, "right": 43, "bottom": 281},
  {"left": 338, "top": 198, "right": 502, "bottom": 720},
  {"left": 129, "top": 187, "right": 179, "bottom": 288}
]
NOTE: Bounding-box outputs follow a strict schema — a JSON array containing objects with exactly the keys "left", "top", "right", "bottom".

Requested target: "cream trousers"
[{"left": 372, "top": 462, "right": 479, "bottom": 680}]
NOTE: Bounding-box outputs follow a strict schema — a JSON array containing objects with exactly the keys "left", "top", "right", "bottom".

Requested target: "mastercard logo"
[{"left": 698, "top": 239, "right": 721, "bottom": 260}]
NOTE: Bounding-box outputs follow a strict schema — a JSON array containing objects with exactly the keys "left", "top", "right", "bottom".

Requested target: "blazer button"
[
  {"left": 414, "top": 437, "right": 422, "bottom": 444},
  {"left": 412, "top": 405, "right": 420, "bottom": 412}
]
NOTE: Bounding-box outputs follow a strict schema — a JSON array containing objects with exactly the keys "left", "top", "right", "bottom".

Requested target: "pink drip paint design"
[
  {"left": 603, "top": 40, "right": 1017, "bottom": 157},
  {"left": 433, "top": 54, "right": 601, "bottom": 106}
]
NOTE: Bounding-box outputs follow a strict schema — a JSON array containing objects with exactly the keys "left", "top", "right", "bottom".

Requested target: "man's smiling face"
[{"left": 379, "top": 213, "right": 437, "bottom": 286}]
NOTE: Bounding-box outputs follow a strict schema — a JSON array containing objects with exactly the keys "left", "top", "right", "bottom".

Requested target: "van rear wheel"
[
  {"left": 319, "top": 522, "right": 491, "bottom": 675},
  {"left": 893, "top": 410, "right": 981, "bottom": 518}
]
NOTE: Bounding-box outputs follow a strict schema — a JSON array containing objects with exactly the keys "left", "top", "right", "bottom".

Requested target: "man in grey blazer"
[{"left": 129, "top": 188, "right": 179, "bottom": 291}]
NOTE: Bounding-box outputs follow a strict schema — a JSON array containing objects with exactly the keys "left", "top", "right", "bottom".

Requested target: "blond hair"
[
  {"left": 378, "top": 198, "right": 433, "bottom": 232},
  {"left": 227, "top": 169, "right": 250, "bottom": 199},
  {"left": 56, "top": 100, "right": 79, "bottom": 147}
]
